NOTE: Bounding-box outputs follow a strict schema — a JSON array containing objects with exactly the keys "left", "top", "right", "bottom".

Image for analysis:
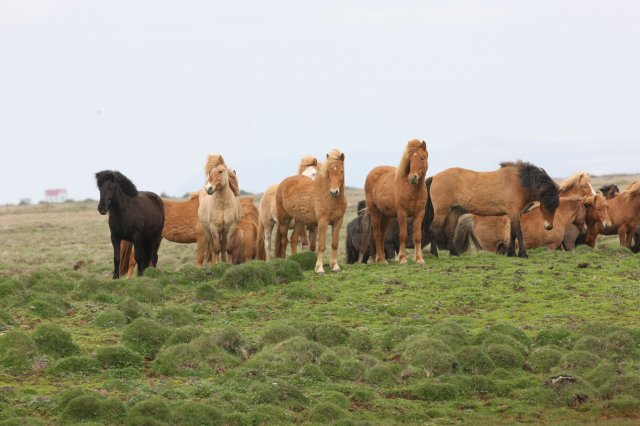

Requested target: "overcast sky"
[{"left": 1, "top": 0, "right": 639, "bottom": 205}]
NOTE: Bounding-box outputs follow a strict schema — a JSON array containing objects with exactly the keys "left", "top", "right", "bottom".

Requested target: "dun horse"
[
  {"left": 95, "top": 170, "right": 164, "bottom": 278},
  {"left": 257, "top": 156, "right": 318, "bottom": 260},
  {"left": 275, "top": 150, "right": 346, "bottom": 274},
  {"left": 427, "top": 161, "right": 559, "bottom": 258},
  {"left": 198, "top": 154, "right": 242, "bottom": 264},
  {"left": 364, "top": 140, "right": 428, "bottom": 264},
  {"left": 228, "top": 197, "right": 260, "bottom": 264}
]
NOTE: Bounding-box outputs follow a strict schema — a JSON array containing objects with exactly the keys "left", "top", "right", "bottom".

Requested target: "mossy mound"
[
  {"left": 412, "top": 382, "right": 459, "bottom": 401},
  {"left": 488, "top": 323, "right": 531, "bottom": 347},
  {"left": 32, "top": 323, "right": 80, "bottom": 358},
  {"left": 605, "top": 396, "right": 640, "bottom": 416},
  {"left": 599, "top": 375, "right": 640, "bottom": 400},
  {"left": 430, "top": 320, "right": 470, "bottom": 347},
  {"left": 485, "top": 344, "right": 524, "bottom": 369},
  {"left": 127, "top": 278, "right": 165, "bottom": 303},
  {"left": 349, "top": 331, "right": 373, "bottom": 353},
  {"left": 212, "top": 327, "right": 247, "bottom": 355},
  {"left": 195, "top": 283, "right": 219, "bottom": 301},
  {"left": 306, "top": 401, "right": 349, "bottom": 423},
  {"left": 535, "top": 328, "right": 576, "bottom": 349},
  {"left": 604, "top": 331, "right": 637, "bottom": 358},
  {"left": 270, "top": 259, "right": 304, "bottom": 284},
  {"left": 73, "top": 275, "right": 119, "bottom": 300},
  {"left": 314, "top": 322, "right": 350, "bottom": 347},
  {"left": 165, "top": 327, "right": 204, "bottom": 346},
  {"left": 121, "top": 318, "right": 171, "bottom": 359},
  {"left": 527, "top": 346, "right": 563, "bottom": 374},
  {"left": 0, "top": 348, "right": 33, "bottom": 374},
  {"left": 478, "top": 331, "right": 528, "bottom": 355},
  {"left": 318, "top": 351, "right": 342, "bottom": 377},
  {"left": 154, "top": 305, "right": 196, "bottom": 327},
  {"left": 0, "top": 309, "right": 17, "bottom": 331},
  {"left": 0, "top": 329, "right": 37, "bottom": 358},
  {"left": 560, "top": 351, "right": 602, "bottom": 373},
  {"left": 251, "top": 380, "right": 309, "bottom": 410},
  {"left": 29, "top": 293, "right": 69, "bottom": 318},
  {"left": 379, "top": 325, "right": 419, "bottom": 350},
  {"left": 288, "top": 251, "right": 317, "bottom": 271},
  {"left": 283, "top": 284, "right": 316, "bottom": 300},
  {"left": 60, "top": 394, "right": 126, "bottom": 424},
  {"left": 171, "top": 402, "right": 224, "bottom": 425},
  {"left": 586, "top": 363, "right": 620, "bottom": 388},
  {"left": 189, "top": 335, "right": 242, "bottom": 372},
  {"left": 403, "top": 336, "right": 457, "bottom": 376},
  {"left": 128, "top": 397, "right": 171, "bottom": 423},
  {"left": 220, "top": 261, "right": 277, "bottom": 290},
  {"left": 247, "top": 336, "right": 324, "bottom": 376},
  {"left": 338, "top": 358, "right": 367, "bottom": 381},
  {"left": 366, "top": 364, "right": 397, "bottom": 386},
  {"left": 118, "top": 297, "right": 145, "bottom": 323},
  {"left": 456, "top": 346, "right": 495, "bottom": 375},
  {"left": 94, "top": 309, "right": 128, "bottom": 328},
  {"left": 152, "top": 343, "right": 210, "bottom": 377},
  {"left": 260, "top": 323, "right": 302, "bottom": 346},
  {"left": 95, "top": 345, "right": 144, "bottom": 369},
  {"left": 47, "top": 356, "right": 100, "bottom": 376},
  {"left": 573, "top": 335, "right": 606, "bottom": 355}
]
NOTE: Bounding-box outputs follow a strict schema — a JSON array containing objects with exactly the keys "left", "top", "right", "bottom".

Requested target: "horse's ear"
[
  {"left": 421, "top": 140, "right": 426, "bottom": 149},
  {"left": 340, "top": 152, "right": 345, "bottom": 161},
  {"left": 219, "top": 155, "right": 225, "bottom": 165},
  {"left": 313, "top": 158, "right": 318, "bottom": 166}
]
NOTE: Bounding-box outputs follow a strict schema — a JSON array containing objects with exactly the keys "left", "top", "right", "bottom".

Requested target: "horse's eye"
[{"left": 219, "top": 170, "right": 223, "bottom": 173}]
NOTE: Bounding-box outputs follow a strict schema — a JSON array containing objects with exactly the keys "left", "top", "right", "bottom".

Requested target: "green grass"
[{"left": 0, "top": 200, "right": 640, "bottom": 424}]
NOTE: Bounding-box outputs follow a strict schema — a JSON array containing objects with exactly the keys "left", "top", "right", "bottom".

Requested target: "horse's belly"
[{"left": 282, "top": 197, "right": 317, "bottom": 225}]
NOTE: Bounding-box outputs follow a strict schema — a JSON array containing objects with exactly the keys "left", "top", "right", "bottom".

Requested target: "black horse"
[
  {"left": 96, "top": 170, "right": 164, "bottom": 278},
  {"left": 599, "top": 184, "right": 620, "bottom": 199},
  {"left": 346, "top": 201, "right": 421, "bottom": 263}
]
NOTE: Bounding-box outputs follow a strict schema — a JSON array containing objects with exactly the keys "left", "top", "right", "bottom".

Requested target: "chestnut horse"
[
  {"left": 427, "top": 161, "right": 559, "bottom": 258},
  {"left": 454, "top": 196, "right": 601, "bottom": 253},
  {"left": 257, "top": 156, "right": 318, "bottom": 260},
  {"left": 584, "top": 181, "right": 640, "bottom": 249},
  {"left": 96, "top": 170, "right": 164, "bottom": 278},
  {"left": 198, "top": 154, "right": 242, "bottom": 264},
  {"left": 365, "top": 140, "right": 428, "bottom": 264},
  {"left": 228, "top": 197, "right": 260, "bottom": 264},
  {"left": 275, "top": 149, "right": 346, "bottom": 274}
]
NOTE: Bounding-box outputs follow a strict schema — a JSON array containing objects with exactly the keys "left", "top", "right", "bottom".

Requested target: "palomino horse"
[
  {"left": 95, "top": 170, "right": 164, "bottom": 278},
  {"left": 275, "top": 149, "right": 347, "bottom": 274},
  {"left": 584, "top": 181, "right": 640, "bottom": 249},
  {"left": 427, "top": 161, "right": 559, "bottom": 258},
  {"left": 257, "top": 156, "right": 318, "bottom": 260},
  {"left": 228, "top": 197, "right": 260, "bottom": 264},
  {"left": 198, "top": 154, "right": 242, "bottom": 264},
  {"left": 454, "top": 195, "right": 606, "bottom": 253},
  {"left": 365, "top": 140, "right": 428, "bottom": 264}
]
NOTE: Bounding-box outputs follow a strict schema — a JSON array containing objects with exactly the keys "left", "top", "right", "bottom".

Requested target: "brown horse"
[
  {"left": 257, "top": 156, "right": 318, "bottom": 260},
  {"left": 454, "top": 196, "right": 600, "bottom": 253},
  {"left": 552, "top": 172, "right": 596, "bottom": 250},
  {"left": 198, "top": 154, "right": 242, "bottom": 265},
  {"left": 275, "top": 149, "right": 346, "bottom": 274},
  {"left": 364, "top": 140, "right": 428, "bottom": 264},
  {"left": 427, "top": 160, "right": 559, "bottom": 258},
  {"left": 584, "top": 181, "right": 640, "bottom": 249},
  {"left": 228, "top": 197, "right": 260, "bottom": 264}
]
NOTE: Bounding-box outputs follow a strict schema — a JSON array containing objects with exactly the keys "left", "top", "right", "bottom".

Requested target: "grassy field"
[{"left": 0, "top": 179, "right": 639, "bottom": 425}]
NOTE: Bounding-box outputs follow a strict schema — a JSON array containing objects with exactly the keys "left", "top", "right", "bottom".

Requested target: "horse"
[
  {"left": 119, "top": 192, "right": 208, "bottom": 277},
  {"left": 95, "top": 170, "right": 164, "bottom": 279},
  {"left": 364, "top": 139, "right": 428, "bottom": 264},
  {"left": 275, "top": 149, "right": 346, "bottom": 274},
  {"left": 584, "top": 181, "right": 640, "bottom": 249},
  {"left": 228, "top": 197, "right": 260, "bottom": 264},
  {"left": 257, "top": 156, "right": 318, "bottom": 260},
  {"left": 426, "top": 160, "right": 559, "bottom": 258},
  {"left": 454, "top": 196, "right": 600, "bottom": 253},
  {"left": 197, "top": 154, "right": 242, "bottom": 265},
  {"left": 600, "top": 184, "right": 620, "bottom": 199},
  {"left": 550, "top": 172, "right": 596, "bottom": 250}
]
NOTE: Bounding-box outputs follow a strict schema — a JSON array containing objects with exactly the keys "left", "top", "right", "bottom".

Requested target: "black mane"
[
  {"left": 599, "top": 184, "right": 620, "bottom": 198},
  {"left": 501, "top": 160, "right": 559, "bottom": 211},
  {"left": 95, "top": 170, "right": 139, "bottom": 196}
]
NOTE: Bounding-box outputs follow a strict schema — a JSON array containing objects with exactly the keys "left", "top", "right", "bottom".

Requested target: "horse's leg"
[
  {"left": 397, "top": 210, "right": 409, "bottom": 265},
  {"left": 429, "top": 208, "right": 448, "bottom": 258},
  {"left": 134, "top": 239, "right": 148, "bottom": 276},
  {"left": 290, "top": 224, "right": 301, "bottom": 255},
  {"left": 300, "top": 224, "right": 309, "bottom": 248},
  {"left": 413, "top": 207, "right": 426, "bottom": 264},
  {"left": 265, "top": 220, "right": 274, "bottom": 261},
  {"left": 315, "top": 218, "right": 329, "bottom": 274},
  {"left": 150, "top": 235, "right": 162, "bottom": 268},
  {"left": 111, "top": 235, "right": 121, "bottom": 279},
  {"left": 512, "top": 218, "right": 528, "bottom": 258},
  {"left": 277, "top": 219, "right": 291, "bottom": 259},
  {"left": 585, "top": 223, "right": 599, "bottom": 248},
  {"left": 220, "top": 229, "right": 229, "bottom": 262},
  {"left": 308, "top": 225, "right": 317, "bottom": 252},
  {"left": 211, "top": 229, "right": 221, "bottom": 264},
  {"left": 329, "top": 216, "right": 344, "bottom": 272}
]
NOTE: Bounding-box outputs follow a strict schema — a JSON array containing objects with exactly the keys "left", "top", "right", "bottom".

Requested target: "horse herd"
[{"left": 95, "top": 140, "right": 640, "bottom": 278}]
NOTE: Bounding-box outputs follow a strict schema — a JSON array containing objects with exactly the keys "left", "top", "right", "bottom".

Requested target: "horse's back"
[{"left": 277, "top": 175, "right": 316, "bottom": 224}]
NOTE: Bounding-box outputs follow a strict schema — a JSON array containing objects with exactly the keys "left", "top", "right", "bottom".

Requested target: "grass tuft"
[
  {"left": 121, "top": 318, "right": 171, "bottom": 359},
  {"left": 95, "top": 345, "right": 144, "bottom": 369},
  {"left": 154, "top": 305, "right": 196, "bottom": 327},
  {"left": 94, "top": 309, "right": 128, "bottom": 328},
  {"left": 288, "top": 251, "right": 317, "bottom": 271},
  {"left": 220, "top": 261, "right": 277, "bottom": 290},
  {"left": 32, "top": 322, "right": 80, "bottom": 358}
]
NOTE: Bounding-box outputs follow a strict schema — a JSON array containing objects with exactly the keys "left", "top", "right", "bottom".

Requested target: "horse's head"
[
  {"left": 95, "top": 170, "right": 116, "bottom": 215},
  {"left": 599, "top": 184, "right": 620, "bottom": 199},
  {"left": 324, "top": 150, "right": 345, "bottom": 198},
  {"left": 205, "top": 163, "right": 229, "bottom": 195},
  {"left": 539, "top": 188, "right": 559, "bottom": 231},
  {"left": 402, "top": 140, "right": 428, "bottom": 185},
  {"left": 584, "top": 194, "right": 612, "bottom": 229},
  {"left": 572, "top": 198, "right": 587, "bottom": 230}
]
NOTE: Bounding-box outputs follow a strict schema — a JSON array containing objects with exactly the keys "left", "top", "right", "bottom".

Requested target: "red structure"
[{"left": 45, "top": 189, "right": 67, "bottom": 203}]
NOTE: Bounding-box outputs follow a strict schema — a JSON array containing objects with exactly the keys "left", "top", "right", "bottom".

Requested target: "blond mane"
[
  {"left": 227, "top": 169, "right": 241, "bottom": 197},
  {"left": 559, "top": 172, "right": 592, "bottom": 194},
  {"left": 624, "top": 181, "right": 640, "bottom": 197},
  {"left": 297, "top": 156, "right": 318, "bottom": 174},
  {"left": 204, "top": 154, "right": 239, "bottom": 196},
  {"left": 396, "top": 139, "right": 425, "bottom": 179},
  {"left": 319, "top": 149, "right": 345, "bottom": 175}
]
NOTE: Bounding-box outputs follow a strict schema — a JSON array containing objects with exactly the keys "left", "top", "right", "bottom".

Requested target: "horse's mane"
[
  {"left": 95, "top": 170, "right": 139, "bottom": 196},
  {"left": 204, "top": 154, "right": 240, "bottom": 196},
  {"left": 559, "top": 172, "right": 591, "bottom": 194},
  {"left": 297, "top": 156, "right": 318, "bottom": 174},
  {"left": 599, "top": 184, "right": 619, "bottom": 196},
  {"left": 623, "top": 181, "right": 640, "bottom": 197},
  {"left": 396, "top": 139, "right": 425, "bottom": 179},
  {"left": 356, "top": 200, "right": 367, "bottom": 216},
  {"left": 319, "top": 149, "right": 345, "bottom": 175},
  {"left": 500, "top": 160, "right": 559, "bottom": 211}
]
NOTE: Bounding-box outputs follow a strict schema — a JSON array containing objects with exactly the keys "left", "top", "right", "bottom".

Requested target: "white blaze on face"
[
  {"left": 587, "top": 181, "right": 596, "bottom": 196},
  {"left": 301, "top": 166, "right": 317, "bottom": 180}
]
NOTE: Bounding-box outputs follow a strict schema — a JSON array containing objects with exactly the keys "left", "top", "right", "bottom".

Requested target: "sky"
[{"left": 1, "top": 0, "right": 639, "bottom": 205}]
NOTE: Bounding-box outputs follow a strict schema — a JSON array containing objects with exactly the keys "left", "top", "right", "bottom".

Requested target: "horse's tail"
[
  {"left": 359, "top": 212, "right": 372, "bottom": 261},
  {"left": 274, "top": 222, "right": 285, "bottom": 258},
  {"left": 119, "top": 240, "right": 135, "bottom": 278},
  {"left": 453, "top": 214, "right": 480, "bottom": 254},
  {"left": 422, "top": 176, "right": 434, "bottom": 246},
  {"left": 345, "top": 226, "right": 356, "bottom": 264},
  {"left": 230, "top": 229, "right": 245, "bottom": 265},
  {"left": 256, "top": 219, "right": 266, "bottom": 261}
]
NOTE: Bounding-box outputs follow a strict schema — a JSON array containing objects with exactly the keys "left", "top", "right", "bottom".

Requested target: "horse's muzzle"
[
  {"left": 602, "top": 220, "right": 612, "bottom": 229},
  {"left": 97, "top": 205, "right": 108, "bottom": 215},
  {"left": 544, "top": 221, "right": 553, "bottom": 231},
  {"left": 409, "top": 175, "right": 419, "bottom": 185},
  {"left": 206, "top": 185, "right": 215, "bottom": 195},
  {"left": 329, "top": 189, "right": 340, "bottom": 198}
]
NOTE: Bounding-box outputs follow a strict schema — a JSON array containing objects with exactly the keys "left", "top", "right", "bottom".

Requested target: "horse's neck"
[{"left": 211, "top": 186, "right": 238, "bottom": 208}]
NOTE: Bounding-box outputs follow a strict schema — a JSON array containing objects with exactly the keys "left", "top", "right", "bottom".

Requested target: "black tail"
[{"left": 422, "top": 177, "right": 434, "bottom": 247}]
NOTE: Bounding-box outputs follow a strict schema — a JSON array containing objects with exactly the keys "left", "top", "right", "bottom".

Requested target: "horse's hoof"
[
  {"left": 332, "top": 265, "right": 341, "bottom": 272},
  {"left": 416, "top": 258, "right": 425, "bottom": 265},
  {"left": 519, "top": 252, "right": 529, "bottom": 259},
  {"left": 399, "top": 258, "right": 407, "bottom": 265},
  {"left": 315, "top": 265, "right": 325, "bottom": 274}
]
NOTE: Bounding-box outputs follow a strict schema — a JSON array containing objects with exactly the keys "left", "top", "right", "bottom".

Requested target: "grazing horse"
[
  {"left": 584, "top": 181, "right": 640, "bottom": 249},
  {"left": 427, "top": 161, "right": 559, "bottom": 258},
  {"left": 275, "top": 149, "right": 347, "bottom": 274},
  {"left": 198, "top": 154, "right": 242, "bottom": 264},
  {"left": 228, "top": 197, "right": 260, "bottom": 264},
  {"left": 257, "top": 156, "right": 318, "bottom": 260},
  {"left": 551, "top": 172, "right": 596, "bottom": 250},
  {"left": 454, "top": 196, "right": 602, "bottom": 253},
  {"left": 365, "top": 140, "right": 428, "bottom": 264},
  {"left": 95, "top": 170, "right": 164, "bottom": 278}
]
